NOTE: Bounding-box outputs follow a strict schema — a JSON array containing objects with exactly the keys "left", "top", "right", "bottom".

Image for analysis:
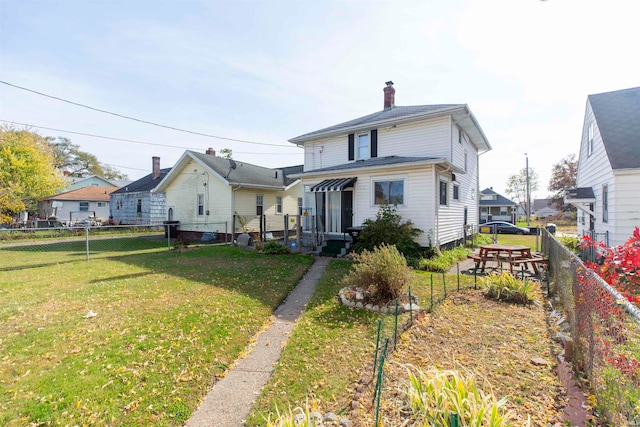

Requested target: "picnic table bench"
[{"left": 467, "top": 244, "right": 548, "bottom": 274}]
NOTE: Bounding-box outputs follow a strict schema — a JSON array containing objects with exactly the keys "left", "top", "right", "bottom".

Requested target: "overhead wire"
[
  {"left": 0, "top": 80, "right": 293, "bottom": 148},
  {"left": 0, "top": 119, "right": 301, "bottom": 155}
]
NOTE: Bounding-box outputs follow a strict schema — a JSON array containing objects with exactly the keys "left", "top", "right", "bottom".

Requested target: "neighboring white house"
[
  {"left": 533, "top": 198, "right": 560, "bottom": 219},
  {"left": 479, "top": 188, "right": 517, "bottom": 223},
  {"left": 567, "top": 86, "right": 640, "bottom": 247},
  {"left": 110, "top": 157, "right": 170, "bottom": 225},
  {"left": 288, "top": 81, "right": 491, "bottom": 248},
  {"left": 39, "top": 186, "right": 116, "bottom": 223},
  {"left": 154, "top": 148, "right": 303, "bottom": 240}
]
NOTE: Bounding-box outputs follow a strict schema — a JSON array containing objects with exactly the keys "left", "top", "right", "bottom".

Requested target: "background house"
[
  {"left": 567, "top": 86, "right": 640, "bottom": 247},
  {"left": 39, "top": 186, "right": 116, "bottom": 224},
  {"left": 479, "top": 188, "right": 517, "bottom": 223},
  {"left": 533, "top": 198, "right": 560, "bottom": 219},
  {"left": 288, "top": 81, "right": 491, "bottom": 248},
  {"left": 155, "top": 148, "right": 302, "bottom": 240},
  {"left": 63, "top": 174, "right": 130, "bottom": 192},
  {"left": 110, "top": 157, "right": 170, "bottom": 225}
]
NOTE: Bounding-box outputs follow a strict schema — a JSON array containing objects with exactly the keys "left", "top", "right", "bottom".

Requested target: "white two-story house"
[
  {"left": 289, "top": 82, "right": 491, "bottom": 248},
  {"left": 567, "top": 86, "right": 640, "bottom": 247}
]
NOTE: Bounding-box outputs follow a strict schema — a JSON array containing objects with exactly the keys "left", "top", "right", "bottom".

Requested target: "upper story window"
[
  {"left": 587, "top": 123, "right": 594, "bottom": 156},
  {"left": 464, "top": 151, "right": 468, "bottom": 172},
  {"left": 373, "top": 179, "right": 404, "bottom": 205},
  {"left": 256, "top": 194, "right": 264, "bottom": 215},
  {"left": 357, "top": 134, "right": 369, "bottom": 159},
  {"left": 453, "top": 184, "right": 460, "bottom": 201},
  {"left": 197, "top": 194, "right": 204, "bottom": 216},
  {"left": 276, "top": 196, "right": 283, "bottom": 214},
  {"left": 348, "top": 130, "right": 378, "bottom": 161},
  {"left": 79, "top": 201, "right": 89, "bottom": 212},
  {"left": 602, "top": 185, "right": 608, "bottom": 223}
]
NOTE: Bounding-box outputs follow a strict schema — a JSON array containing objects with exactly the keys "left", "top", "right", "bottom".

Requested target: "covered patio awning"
[
  {"left": 310, "top": 177, "right": 357, "bottom": 192},
  {"left": 565, "top": 187, "right": 596, "bottom": 217}
]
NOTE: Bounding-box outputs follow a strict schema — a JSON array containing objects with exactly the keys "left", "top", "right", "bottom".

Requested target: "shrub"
[
  {"left": 405, "top": 366, "right": 513, "bottom": 427},
  {"left": 418, "top": 246, "right": 471, "bottom": 272},
  {"left": 353, "top": 204, "right": 423, "bottom": 258},
  {"left": 482, "top": 271, "right": 536, "bottom": 305},
  {"left": 263, "top": 241, "right": 290, "bottom": 255},
  {"left": 341, "top": 244, "right": 413, "bottom": 302},
  {"left": 558, "top": 235, "right": 580, "bottom": 253},
  {"left": 472, "top": 233, "right": 493, "bottom": 246}
]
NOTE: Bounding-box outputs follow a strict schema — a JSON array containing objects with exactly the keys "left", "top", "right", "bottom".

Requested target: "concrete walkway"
[{"left": 185, "top": 256, "right": 330, "bottom": 427}]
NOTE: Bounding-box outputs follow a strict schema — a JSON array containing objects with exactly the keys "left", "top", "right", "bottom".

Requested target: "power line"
[
  {"left": 0, "top": 119, "right": 302, "bottom": 155},
  {"left": 0, "top": 80, "right": 292, "bottom": 148}
]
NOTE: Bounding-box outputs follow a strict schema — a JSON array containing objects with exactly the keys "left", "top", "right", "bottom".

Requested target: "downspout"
[
  {"left": 449, "top": 116, "right": 453, "bottom": 164},
  {"left": 231, "top": 184, "right": 242, "bottom": 231}
]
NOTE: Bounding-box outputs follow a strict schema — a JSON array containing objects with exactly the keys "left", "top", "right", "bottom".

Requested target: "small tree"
[
  {"left": 354, "top": 204, "right": 423, "bottom": 258},
  {"left": 548, "top": 154, "right": 578, "bottom": 211}
]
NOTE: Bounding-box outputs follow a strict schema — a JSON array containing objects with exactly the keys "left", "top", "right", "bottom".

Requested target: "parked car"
[{"left": 480, "top": 221, "right": 530, "bottom": 235}]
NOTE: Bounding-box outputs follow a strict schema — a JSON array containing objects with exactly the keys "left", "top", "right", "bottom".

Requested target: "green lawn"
[
  {"left": 247, "top": 261, "right": 482, "bottom": 425},
  {"left": 0, "top": 243, "right": 313, "bottom": 426}
]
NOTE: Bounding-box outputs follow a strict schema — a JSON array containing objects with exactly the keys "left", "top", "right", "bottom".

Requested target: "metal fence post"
[
  {"left": 225, "top": 221, "right": 228, "bottom": 244},
  {"left": 284, "top": 214, "right": 289, "bottom": 247},
  {"left": 232, "top": 215, "right": 236, "bottom": 244},
  {"left": 296, "top": 214, "right": 301, "bottom": 253},
  {"left": 85, "top": 225, "right": 90, "bottom": 261}
]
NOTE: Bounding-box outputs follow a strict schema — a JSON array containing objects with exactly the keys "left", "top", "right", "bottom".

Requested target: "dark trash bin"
[
  {"left": 546, "top": 223, "right": 557, "bottom": 235},
  {"left": 346, "top": 226, "right": 363, "bottom": 245},
  {"left": 163, "top": 220, "right": 180, "bottom": 238},
  {"left": 528, "top": 226, "right": 540, "bottom": 236}
]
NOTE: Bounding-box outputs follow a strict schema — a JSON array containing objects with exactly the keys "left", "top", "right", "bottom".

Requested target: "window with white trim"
[
  {"left": 97, "top": 202, "right": 106, "bottom": 208},
  {"left": 453, "top": 184, "right": 460, "bottom": 201},
  {"left": 276, "top": 196, "right": 283, "bottom": 214},
  {"left": 197, "top": 194, "right": 204, "bottom": 216},
  {"left": 588, "top": 124, "right": 594, "bottom": 156},
  {"left": 116, "top": 199, "right": 122, "bottom": 210},
  {"left": 439, "top": 180, "right": 448, "bottom": 206},
  {"left": 357, "top": 134, "right": 369, "bottom": 160},
  {"left": 256, "top": 194, "right": 264, "bottom": 215},
  {"left": 602, "top": 185, "right": 608, "bottom": 223},
  {"left": 373, "top": 180, "right": 404, "bottom": 205},
  {"left": 79, "top": 201, "right": 89, "bottom": 212}
]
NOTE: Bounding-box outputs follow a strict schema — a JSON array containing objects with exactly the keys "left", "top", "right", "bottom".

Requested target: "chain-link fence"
[
  {"left": 541, "top": 228, "right": 640, "bottom": 425},
  {"left": 232, "top": 214, "right": 302, "bottom": 250}
]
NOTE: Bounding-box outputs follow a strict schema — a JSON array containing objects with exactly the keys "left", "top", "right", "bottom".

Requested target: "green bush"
[
  {"left": 341, "top": 244, "right": 413, "bottom": 302},
  {"left": 558, "top": 235, "right": 580, "bottom": 253},
  {"left": 262, "top": 241, "right": 290, "bottom": 255},
  {"left": 482, "top": 271, "right": 536, "bottom": 305},
  {"left": 472, "top": 233, "right": 493, "bottom": 246},
  {"left": 418, "top": 246, "right": 471, "bottom": 272},
  {"left": 353, "top": 204, "right": 423, "bottom": 258}
]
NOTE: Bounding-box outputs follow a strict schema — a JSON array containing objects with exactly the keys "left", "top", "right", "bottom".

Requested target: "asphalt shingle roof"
[
  {"left": 43, "top": 186, "right": 116, "bottom": 201},
  {"left": 189, "top": 151, "right": 302, "bottom": 187},
  {"left": 589, "top": 86, "right": 640, "bottom": 169},
  {"left": 112, "top": 168, "right": 172, "bottom": 194},
  {"left": 479, "top": 188, "right": 517, "bottom": 206},
  {"left": 291, "top": 104, "right": 463, "bottom": 141}
]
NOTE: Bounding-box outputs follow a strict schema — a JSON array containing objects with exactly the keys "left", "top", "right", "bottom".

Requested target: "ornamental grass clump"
[
  {"left": 482, "top": 271, "right": 536, "bottom": 305},
  {"left": 341, "top": 244, "right": 413, "bottom": 302},
  {"left": 264, "top": 401, "right": 321, "bottom": 427},
  {"left": 405, "top": 366, "right": 514, "bottom": 427},
  {"left": 418, "top": 246, "right": 471, "bottom": 272}
]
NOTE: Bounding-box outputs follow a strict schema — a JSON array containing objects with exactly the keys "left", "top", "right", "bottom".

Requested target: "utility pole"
[{"left": 525, "top": 153, "right": 530, "bottom": 227}]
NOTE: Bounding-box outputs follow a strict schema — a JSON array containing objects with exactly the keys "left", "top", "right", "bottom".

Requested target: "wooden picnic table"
[{"left": 468, "top": 244, "right": 546, "bottom": 274}]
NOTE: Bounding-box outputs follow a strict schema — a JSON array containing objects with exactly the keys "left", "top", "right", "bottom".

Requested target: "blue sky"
[{"left": 1, "top": 0, "right": 639, "bottom": 199}]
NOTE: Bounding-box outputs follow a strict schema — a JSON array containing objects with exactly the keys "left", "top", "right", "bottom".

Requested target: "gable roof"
[
  {"left": 479, "top": 188, "right": 517, "bottom": 207},
  {"left": 533, "top": 198, "right": 559, "bottom": 211},
  {"left": 292, "top": 155, "right": 451, "bottom": 177},
  {"left": 289, "top": 104, "right": 491, "bottom": 152},
  {"left": 588, "top": 86, "right": 640, "bottom": 169},
  {"left": 155, "top": 151, "right": 302, "bottom": 192},
  {"left": 42, "top": 186, "right": 116, "bottom": 201},
  {"left": 112, "top": 168, "right": 172, "bottom": 194}
]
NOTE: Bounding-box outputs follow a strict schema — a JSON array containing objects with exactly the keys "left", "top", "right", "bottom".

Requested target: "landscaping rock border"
[{"left": 338, "top": 287, "right": 421, "bottom": 314}]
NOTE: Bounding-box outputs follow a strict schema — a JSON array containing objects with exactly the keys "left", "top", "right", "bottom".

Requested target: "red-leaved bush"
[{"left": 580, "top": 226, "right": 640, "bottom": 305}]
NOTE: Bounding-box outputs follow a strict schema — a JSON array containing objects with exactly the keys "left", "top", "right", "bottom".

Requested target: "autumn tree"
[
  {"left": 49, "top": 137, "right": 127, "bottom": 180},
  {"left": 548, "top": 154, "right": 577, "bottom": 211},
  {"left": 219, "top": 148, "right": 233, "bottom": 159},
  {"left": 0, "top": 127, "right": 66, "bottom": 222},
  {"left": 505, "top": 167, "right": 539, "bottom": 214}
]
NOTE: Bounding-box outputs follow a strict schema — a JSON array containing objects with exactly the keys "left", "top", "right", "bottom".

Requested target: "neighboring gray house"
[
  {"left": 566, "top": 86, "right": 640, "bottom": 246},
  {"left": 479, "top": 188, "right": 517, "bottom": 223},
  {"left": 110, "top": 157, "right": 170, "bottom": 225},
  {"left": 533, "top": 198, "right": 560, "bottom": 218},
  {"left": 289, "top": 81, "right": 491, "bottom": 248}
]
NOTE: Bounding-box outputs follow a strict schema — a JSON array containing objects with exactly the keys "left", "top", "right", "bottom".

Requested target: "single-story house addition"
[
  {"left": 289, "top": 81, "right": 492, "bottom": 248},
  {"left": 479, "top": 188, "right": 518, "bottom": 223},
  {"left": 110, "top": 156, "right": 170, "bottom": 225},
  {"left": 567, "top": 86, "right": 640, "bottom": 247},
  {"left": 154, "top": 148, "right": 303, "bottom": 239},
  {"left": 39, "top": 186, "right": 117, "bottom": 223}
]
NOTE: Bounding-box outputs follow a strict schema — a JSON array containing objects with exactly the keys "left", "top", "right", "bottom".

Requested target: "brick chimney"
[
  {"left": 206, "top": 147, "right": 216, "bottom": 156},
  {"left": 383, "top": 81, "right": 395, "bottom": 109},
  {"left": 152, "top": 156, "right": 160, "bottom": 180}
]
